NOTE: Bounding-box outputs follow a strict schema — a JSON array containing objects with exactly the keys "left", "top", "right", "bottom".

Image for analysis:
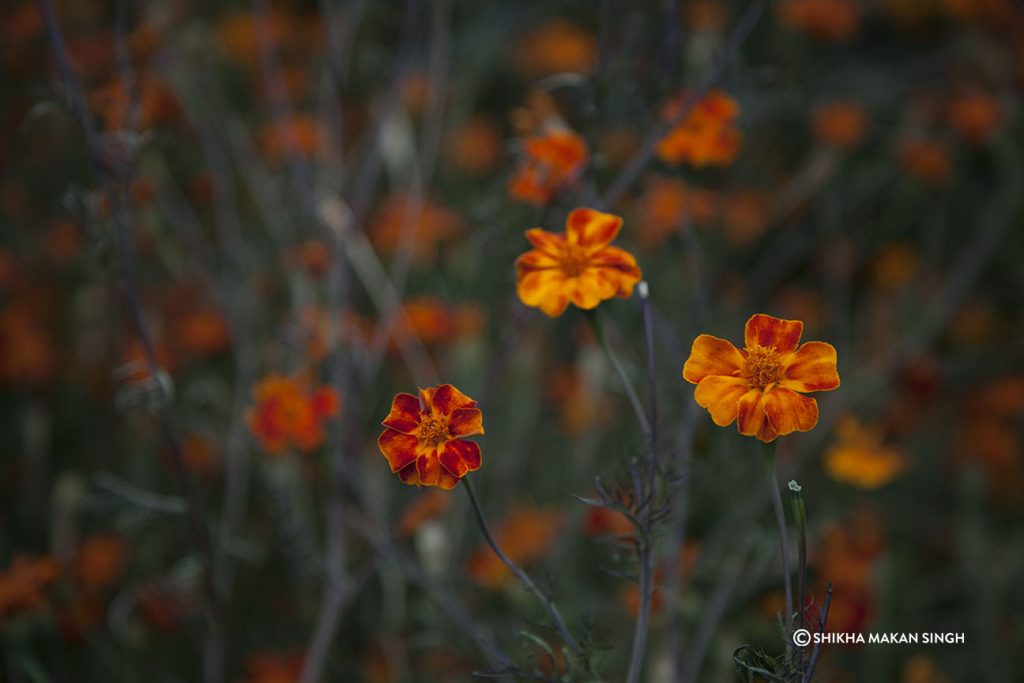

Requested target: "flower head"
[
  {"left": 682, "top": 314, "right": 840, "bottom": 442},
  {"left": 509, "top": 129, "right": 589, "bottom": 205},
  {"left": 656, "top": 90, "right": 742, "bottom": 168},
  {"left": 825, "top": 416, "right": 906, "bottom": 488},
  {"left": 377, "top": 384, "right": 484, "bottom": 489},
  {"left": 246, "top": 374, "right": 340, "bottom": 454},
  {"left": 515, "top": 208, "right": 642, "bottom": 317}
]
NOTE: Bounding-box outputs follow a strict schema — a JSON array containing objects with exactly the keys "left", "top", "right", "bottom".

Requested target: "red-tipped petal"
[
  {"left": 448, "top": 408, "right": 484, "bottom": 437},
  {"left": 439, "top": 439, "right": 482, "bottom": 479},
  {"left": 381, "top": 393, "right": 423, "bottom": 434},
  {"left": 432, "top": 384, "right": 477, "bottom": 414},
  {"left": 744, "top": 314, "right": 803, "bottom": 353},
  {"left": 565, "top": 208, "right": 623, "bottom": 248},
  {"left": 762, "top": 387, "right": 819, "bottom": 436},
  {"left": 780, "top": 342, "right": 840, "bottom": 393},
  {"left": 378, "top": 429, "right": 419, "bottom": 472}
]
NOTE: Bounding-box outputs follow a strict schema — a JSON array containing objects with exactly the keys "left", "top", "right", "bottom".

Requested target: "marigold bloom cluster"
[
  {"left": 515, "top": 208, "right": 642, "bottom": 317},
  {"left": 246, "top": 373, "right": 340, "bottom": 454},
  {"left": 825, "top": 416, "right": 907, "bottom": 488},
  {"left": 509, "top": 129, "right": 589, "bottom": 205},
  {"left": 656, "top": 90, "right": 742, "bottom": 168},
  {"left": 683, "top": 314, "right": 840, "bottom": 442},
  {"left": 377, "top": 384, "right": 484, "bottom": 489}
]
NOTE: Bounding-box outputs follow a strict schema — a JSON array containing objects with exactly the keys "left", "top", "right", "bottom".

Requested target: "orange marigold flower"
[
  {"left": 515, "top": 208, "right": 642, "bottom": 317},
  {"left": 897, "top": 139, "right": 952, "bottom": 187},
  {"left": 509, "top": 129, "right": 589, "bottom": 205},
  {"left": 947, "top": 90, "right": 1002, "bottom": 146},
  {"left": 825, "top": 416, "right": 907, "bottom": 489},
  {"left": 396, "top": 489, "right": 452, "bottom": 538},
  {"left": 445, "top": 116, "right": 504, "bottom": 174},
  {"left": 74, "top": 535, "right": 129, "bottom": 592},
  {"left": 246, "top": 374, "right": 340, "bottom": 454},
  {"left": 377, "top": 384, "right": 484, "bottom": 490},
  {"left": 812, "top": 101, "right": 869, "bottom": 150},
  {"left": 777, "top": 0, "right": 860, "bottom": 42},
  {"left": 368, "top": 195, "right": 463, "bottom": 264},
  {"left": 0, "top": 555, "right": 60, "bottom": 621},
  {"left": 465, "top": 506, "right": 563, "bottom": 588},
  {"left": 512, "top": 20, "right": 597, "bottom": 78},
  {"left": 682, "top": 314, "right": 840, "bottom": 442},
  {"left": 656, "top": 90, "right": 742, "bottom": 168}
]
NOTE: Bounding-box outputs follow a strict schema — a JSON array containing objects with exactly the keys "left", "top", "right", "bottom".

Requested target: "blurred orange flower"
[
  {"left": 656, "top": 90, "right": 742, "bottom": 168},
  {"left": 898, "top": 139, "right": 952, "bottom": 186},
  {"left": 683, "top": 314, "right": 840, "bottom": 442},
  {"left": 466, "top": 506, "right": 563, "bottom": 588},
  {"left": 368, "top": 196, "right": 463, "bottom": 264},
  {"left": 396, "top": 489, "right": 452, "bottom": 538},
  {"left": 377, "top": 384, "right": 484, "bottom": 489},
  {"left": 0, "top": 555, "right": 60, "bottom": 622},
  {"left": 812, "top": 101, "right": 869, "bottom": 149},
  {"left": 89, "top": 75, "right": 180, "bottom": 131},
  {"left": 825, "top": 416, "right": 907, "bottom": 488},
  {"left": 391, "top": 297, "right": 483, "bottom": 349},
  {"left": 512, "top": 20, "right": 596, "bottom": 77},
  {"left": 247, "top": 374, "right": 340, "bottom": 454},
  {"left": 259, "top": 114, "right": 327, "bottom": 162},
  {"left": 0, "top": 301, "right": 56, "bottom": 386},
  {"left": 778, "top": 0, "right": 860, "bottom": 42},
  {"left": 515, "top": 208, "right": 642, "bottom": 317},
  {"left": 947, "top": 90, "right": 1002, "bottom": 145},
  {"left": 238, "top": 651, "right": 306, "bottom": 683},
  {"left": 509, "top": 129, "right": 589, "bottom": 205},
  {"left": 74, "top": 535, "right": 129, "bottom": 592},
  {"left": 445, "top": 116, "right": 504, "bottom": 174}
]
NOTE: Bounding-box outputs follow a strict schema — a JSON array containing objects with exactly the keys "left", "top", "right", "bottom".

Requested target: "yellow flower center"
[
  {"left": 559, "top": 243, "right": 591, "bottom": 278},
  {"left": 743, "top": 345, "right": 783, "bottom": 389},
  {"left": 418, "top": 414, "right": 450, "bottom": 447}
]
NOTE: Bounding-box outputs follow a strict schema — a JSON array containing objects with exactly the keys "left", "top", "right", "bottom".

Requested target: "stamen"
[{"left": 743, "top": 344, "right": 783, "bottom": 388}]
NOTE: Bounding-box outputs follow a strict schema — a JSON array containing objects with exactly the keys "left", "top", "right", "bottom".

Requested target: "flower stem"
[
  {"left": 762, "top": 441, "right": 794, "bottom": 639},
  {"left": 462, "top": 476, "right": 582, "bottom": 659},
  {"left": 587, "top": 309, "right": 651, "bottom": 440},
  {"left": 789, "top": 479, "right": 808, "bottom": 675}
]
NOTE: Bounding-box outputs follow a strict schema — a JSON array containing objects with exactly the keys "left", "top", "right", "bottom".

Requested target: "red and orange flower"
[
  {"left": 656, "top": 90, "right": 742, "bottom": 168},
  {"left": 247, "top": 374, "right": 340, "bottom": 454},
  {"left": 509, "top": 129, "right": 589, "bottom": 205},
  {"left": 377, "top": 384, "right": 484, "bottom": 489},
  {"left": 682, "top": 314, "right": 840, "bottom": 442},
  {"left": 515, "top": 208, "right": 642, "bottom": 317}
]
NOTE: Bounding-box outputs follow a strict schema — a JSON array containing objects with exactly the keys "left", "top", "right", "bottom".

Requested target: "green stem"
[
  {"left": 462, "top": 476, "right": 582, "bottom": 659},
  {"left": 587, "top": 310, "right": 651, "bottom": 440},
  {"left": 789, "top": 479, "right": 808, "bottom": 676},
  {"left": 762, "top": 442, "right": 794, "bottom": 639}
]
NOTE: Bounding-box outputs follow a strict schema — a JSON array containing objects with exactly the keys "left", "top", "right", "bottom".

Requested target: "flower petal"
[
  {"left": 378, "top": 428, "right": 419, "bottom": 472},
  {"left": 780, "top": 341, "right": 840, "bottom": 392},
  {"left": 432, "top": 384, "right": 477, "bottom": 414},
  {"left": 736, "top": 389, "right": 778, "bottom": 442},
  {"left": 569, "top": 271, "right": 613, "bottom": 309},
  {"left": 381, "top": 392, "right": 423, "bottom": 433},
  {"left": 448, "top": 408, "right": 484, "bottom": 437},
  {"left": 397, "top": 460, "right": 420, "bottom": 485},
  {"left": 682, "top": 334, "right": 745, "bottom": 384},
  {"left": 565, "top": 208, "right": 623, "bottom": 248},
  {"left": 762, "top": 387, "right": 819, "bottom": 436},
  {"left": 591, "top": 247, "right": 643, "bottom": 296},
  {"left": 517, "top": 268, "right": 568, "bottom": 310},
  {"left": 693, "top": 375, "right": 749, "bottom": 426},
  {"left": 515, "top": 248, "right": 559, "bottom": 273},
  {"left": 439, "top": 439, "right": 482, "bottom": 478},
  {"left": 524, "top": 228, "right": 564, "bottom": 256},
  {"left": 417, "top": 451, "right": 442, "bottom": 486},
  {"left": 744, "top": 314, "right": 803, "bottom": 353}
]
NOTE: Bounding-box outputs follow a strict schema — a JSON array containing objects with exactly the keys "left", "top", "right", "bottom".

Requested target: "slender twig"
[
  {"left": 587, "top": 310, "right": 651, "bottom": 440},
  {"left": 803, "top": 583, "right": 832, "bottom": 683},
  {"left": 462, "top": 477, "right": 583, "bottom": 659},
  {"left": 763, "top": 442, "right": 794, "bottom": 639}
]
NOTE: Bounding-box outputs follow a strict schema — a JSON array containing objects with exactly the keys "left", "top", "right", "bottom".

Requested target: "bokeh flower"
[
  {"left": 509, "top": 129, "right": 589, "bottom": 205},
  {"left": 247, "top": 374, "right": 340, "bottom": 454},
  {"left": 812, "top": 100, "right": 869, "bottom": 150},
  {"left": 825, "top": 416, "right": 907, "bottom": 488},
  {"left": 682, "top": 314, "right": 840, "bottom": 442},
  {"left": 656, "top": 90, "right": 741, "bottom": 168},
  {"left": 515, "top": 208, "right": 642, "bottom": 317},
  {"left": 465, "top": 505, "right": 563, "bottom": 588},
  {"left": 377, "top": 384, "right": 484, "bottom": 489}
]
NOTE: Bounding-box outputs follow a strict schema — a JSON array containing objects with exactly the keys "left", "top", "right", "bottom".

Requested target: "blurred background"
[{"left": 1, "top": 0, "right": 1023, "bottom": 681}]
